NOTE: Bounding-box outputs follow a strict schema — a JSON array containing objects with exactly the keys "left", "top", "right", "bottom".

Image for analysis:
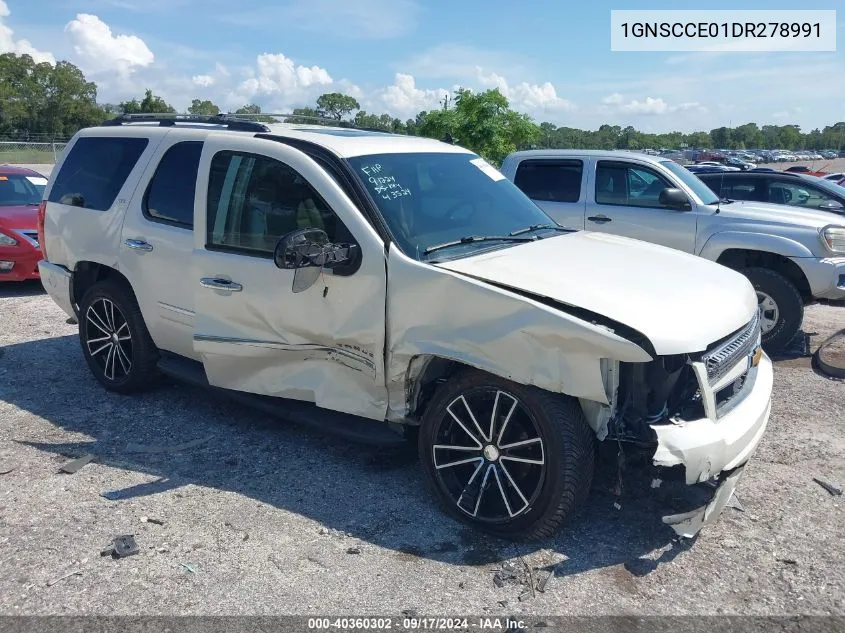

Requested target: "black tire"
[
  {"left": 740, "top": 267, "right": 803, "bottom": 352},
  {"left": 418, "top": 369, "right": 595, "bottom": 540},
  {"left": 78, "top": 278, "right": 159, "bottom": 393}
]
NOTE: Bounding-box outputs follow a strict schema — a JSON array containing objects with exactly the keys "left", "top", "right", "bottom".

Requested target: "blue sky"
[{"left": 2, "top": 0, "right": 842, "bottom": 132}]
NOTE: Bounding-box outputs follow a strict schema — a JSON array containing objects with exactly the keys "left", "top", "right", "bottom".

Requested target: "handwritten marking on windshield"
[{"left": 360, "top": 163, "right": 412, "bottom": 201}]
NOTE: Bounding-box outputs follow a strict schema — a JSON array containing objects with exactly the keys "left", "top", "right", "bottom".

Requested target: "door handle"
[
  {"left": 124, "top": 239, "right": 153, "bottom": 252},
  {"left": 200, "top": 277, "right": 243, "bottom": 292},
  {"left": 587, "top": 215, "right": 612, "bottom": 224}
]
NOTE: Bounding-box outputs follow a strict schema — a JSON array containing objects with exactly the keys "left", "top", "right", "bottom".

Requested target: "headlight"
[
  {"left": 0, "top": 232, "right": 18, "bottom": 246},
  {"left": 821, "top": 226, "right": 845, "bottom": 253}
]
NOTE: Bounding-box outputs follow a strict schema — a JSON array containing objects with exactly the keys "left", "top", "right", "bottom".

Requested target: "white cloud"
[
  {"left": 223, "top": 0, "right": 419, "bottom": 40},
  {"left": 65, "top": 14, "right": 153, "bottom": 77},
  {"left": 192, "top": 74, "right": 215, "bottom": 87},
  {"left": 476, "top": 68, "right": 575, "bottom": 115},
  {"left": 0, "top": 0, "right": 55, "bottom": 64},
  {"left": 229, "top": 53, "right": 334, "bottom": 112},
  {"left": 373, "top": 73, "right": 448, "bottom": 117},
  {"left": 600, "top": 94, "right": 706, "bottom": 116}
]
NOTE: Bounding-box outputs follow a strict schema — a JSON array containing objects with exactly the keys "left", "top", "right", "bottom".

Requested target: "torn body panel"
[{"left": 385, "top": 245, "right": 652, "bottom": 423}]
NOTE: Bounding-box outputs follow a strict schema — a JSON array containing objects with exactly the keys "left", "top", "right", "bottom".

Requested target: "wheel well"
[
  {"left": 407, "top": 356, "right": 464, "bottom": 421},
  {"left": 716, "top": 249, "right": 812, "bottom": 302},
  {"left": 72, "top": 262, "right": 131, "bottom": 307}
]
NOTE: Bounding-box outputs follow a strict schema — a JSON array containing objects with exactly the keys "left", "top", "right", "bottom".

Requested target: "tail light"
[{"left": 37, "top": 201, "right": 47, "bottom": 261}]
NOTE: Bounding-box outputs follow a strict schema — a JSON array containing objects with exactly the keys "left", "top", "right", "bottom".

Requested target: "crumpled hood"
[{"left": 436, "top": 231, "right": 758, "bottom": 355}]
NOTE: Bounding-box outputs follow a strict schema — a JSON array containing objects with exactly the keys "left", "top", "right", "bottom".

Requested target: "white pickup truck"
[
  {"left": 501, "top": 149, "right": 845, "bottom": 351},
  {"left": 37, "top": 115, "right": 772, "bottom": 539}
]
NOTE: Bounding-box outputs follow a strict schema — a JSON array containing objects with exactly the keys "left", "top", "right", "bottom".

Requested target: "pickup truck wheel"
[
  {"left": 740, "top": 267, "right": 803, "bottom": 352},
  {"left": 418, "top": 370, "right": 594, "bottom": 540},
  {"left": 78, "top": 279, "right": 159, "bottom": 393}
]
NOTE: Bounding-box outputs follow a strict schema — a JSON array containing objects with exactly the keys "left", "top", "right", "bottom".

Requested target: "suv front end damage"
[{"left": 601, "top": 313, "right": 772, "bottom": 537}]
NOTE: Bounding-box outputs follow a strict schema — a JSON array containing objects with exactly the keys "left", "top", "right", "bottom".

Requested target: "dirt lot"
[{"left": 0, "top": 281, "right": 843, "bottom": 617}]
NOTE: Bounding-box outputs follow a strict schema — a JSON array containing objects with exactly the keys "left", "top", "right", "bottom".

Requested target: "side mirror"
[
  {"left": 659, "top": 187, "right": 692, "bottom": 211},
  {"left": 818, "top": 200, "right": 844, "bottom": 213},
  {"left": 273, "top": 228, "right": 355, "bottom": 293}
]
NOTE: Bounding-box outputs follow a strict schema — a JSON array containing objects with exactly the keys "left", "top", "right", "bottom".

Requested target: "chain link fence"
[{"left": 0, "top": 140, "right": 68, "bottom": 165}]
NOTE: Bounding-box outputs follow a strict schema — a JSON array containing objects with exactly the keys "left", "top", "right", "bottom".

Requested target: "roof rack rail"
[
  {"left": 231, "top": 112, "right": 392, "bottom": 134},
  {"left": 100, "top": 113, "right": 272, "bottom": 133}
]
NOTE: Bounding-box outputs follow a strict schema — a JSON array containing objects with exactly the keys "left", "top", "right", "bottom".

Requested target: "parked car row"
[{"left": 26, "top": 114, "right": 789, "bottom": 542}]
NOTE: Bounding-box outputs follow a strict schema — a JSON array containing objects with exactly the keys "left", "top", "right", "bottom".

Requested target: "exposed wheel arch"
[
  {"left": 72, "top": 262, "right": 133, "bottom": 311},
  {"left": 716, "top": 248, "right": 812, "bottom": 303}
]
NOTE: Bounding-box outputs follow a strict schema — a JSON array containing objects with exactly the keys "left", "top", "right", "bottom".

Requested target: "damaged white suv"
[{"left": 38, "top": 114, "right": 772, "bottom": 539}]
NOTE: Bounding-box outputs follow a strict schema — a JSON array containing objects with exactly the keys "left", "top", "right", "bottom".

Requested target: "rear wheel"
[
  {"left": 78, "top": 279, "right": 159, "bottom": 393},
  {"left": 418, "top": 369, "right": 595, "bottom": 540},
  {"left": 740, "top": 267, "right": 803, "bottom": 352}
]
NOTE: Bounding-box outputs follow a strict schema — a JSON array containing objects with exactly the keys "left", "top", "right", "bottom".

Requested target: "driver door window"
[
  {"left": 206, "top": 151, "right": 348, "bottom": 257},
  {"left": 595, "top": 162, "right": 671, "bottom": 209}
]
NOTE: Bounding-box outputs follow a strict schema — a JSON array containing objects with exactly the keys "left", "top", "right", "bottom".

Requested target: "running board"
[{"left": 156, "top": 354, "right": 407, "bottom": 446}]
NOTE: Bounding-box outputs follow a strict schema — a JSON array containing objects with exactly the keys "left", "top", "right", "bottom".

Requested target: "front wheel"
[
  {"left": 418, "top": 369, "right": 595, "bottom": 540},
  {"left": 740, "top": 267, "right": 803, "bottom": 352}
]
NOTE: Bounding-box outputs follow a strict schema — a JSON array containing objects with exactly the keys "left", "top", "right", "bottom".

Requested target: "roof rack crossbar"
[{"left": 100, "top": 113, "right": 271, "bottom": 133}]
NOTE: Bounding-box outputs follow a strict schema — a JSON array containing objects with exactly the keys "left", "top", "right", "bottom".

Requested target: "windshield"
[
  {"left": 347, "top": 152, "right": 559, "bottom": 260},
  {"left": 0, "top": 174, "right": 46, "bottom": 206},
  {"left": 660, "top": 160, "right": 720, "bottom": 205}
]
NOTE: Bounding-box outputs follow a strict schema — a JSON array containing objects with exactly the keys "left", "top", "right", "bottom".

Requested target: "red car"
[{"left": 0, "top": 166, "right": 47, "bottom": 282}]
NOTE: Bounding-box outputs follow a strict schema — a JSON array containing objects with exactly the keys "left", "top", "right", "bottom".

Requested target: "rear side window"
[
  {"left": 143, "top": 141, "right": 203, "bottom": 228},
  {"left": 514, "top": 160, "right": 583, "bottom": 203},
  {"left": 48, "top": 137, "right": 149, "bottom": 211}
]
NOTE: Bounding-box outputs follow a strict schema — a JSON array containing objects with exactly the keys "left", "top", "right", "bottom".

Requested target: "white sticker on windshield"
[
  {"left": 26, "top": 177, "right": 48, "bottom": 186},
  {"left": 470, "top": 157, "right": 505, "bottom": 181}
]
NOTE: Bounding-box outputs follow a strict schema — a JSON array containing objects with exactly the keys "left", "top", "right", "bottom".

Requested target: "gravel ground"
[{"left": 0, "top": 283, "right": 843, "bottom": 616}]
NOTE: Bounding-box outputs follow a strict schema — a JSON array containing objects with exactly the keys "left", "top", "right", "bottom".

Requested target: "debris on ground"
[
  {"left": 537, "top": 570, "right": 553, "bottom": 593},
  {"left": 58, "top": 454, "right": 96, "bottom": 474},
  {"left": 125, "top": 436, "right": 212, "bottom": 454},
  {"left": 518, "top": 590, "right": 532, "bottom": 602},
  {"left": 812, "top": 477, "right": 843, "bottom": 496},
  {"left": 0, "top": 461, "right": 16, "bottom": 475},
  {"left": 401, "top": 609, "right": 417, "bottom": 618},
  {"left": 776, "top": 557, "right": 798, "bottom": 566},
  {"left": 268, "top": 554, "right": 284, "bottom": 572},
  {"left": 100, "top": 535, "right": 139, "bottom": 559},
  {"left": 651, "top": 478, "right": 662, "bottom": 489},
  {"left": 613, "top": 502, "right": 622, "bottom": 510},
  {"left": 726, "top": 493, "right": 745, "bottom": 512},
  {"left": 46, "top": 569, "right": 82, "bottom": 587},
  {"left": 100, "top": 490, "right": 124, "bottom": 501},
  {"left": 140, "top": 516, "right": 164, "bottom": 525},
  {"left": 180, "top": 563, "right": 197, "bottom": 574},
  {"left": 346, "top": 546, "right": 361, "bottom": 555}
]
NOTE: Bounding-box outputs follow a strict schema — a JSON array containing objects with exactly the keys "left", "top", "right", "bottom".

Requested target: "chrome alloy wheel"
[
  {"left": 756, "top": 291, "right": 780, "bottom": 334},
  {"left": 431, "top": 389, "right": 546, "bottom": 523},
  {"left": 84, "top": 298, "right": 133, "bottom": 381}
]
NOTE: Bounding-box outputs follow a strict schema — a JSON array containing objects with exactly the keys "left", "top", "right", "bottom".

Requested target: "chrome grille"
[{"left": 702, "top": 310, "right": 761, "bottom": 384}]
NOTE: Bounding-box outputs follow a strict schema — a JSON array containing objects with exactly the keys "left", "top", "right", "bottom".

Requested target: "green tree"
[
  {"left": 188, "top": 99, "right": 220, "bottom": 115},
  {"left": 417, "top": 88, "right": 540, "bottom": 165},
  {"left": 315, "top": 92, "right": 360, "bottom": 121},
  {"left": 0, "top": 53, "right": 105, "bottom": 138},
  {"left": 232, "top": 104, "right": 276, "bottom": 122},
  {"left": 119, "top": 89, "right": 175, "bottom": 114}
]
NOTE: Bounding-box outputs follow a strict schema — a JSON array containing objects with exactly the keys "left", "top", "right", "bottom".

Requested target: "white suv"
[{"left": 37, "top": 114, "right": 773, "bottom": 539}]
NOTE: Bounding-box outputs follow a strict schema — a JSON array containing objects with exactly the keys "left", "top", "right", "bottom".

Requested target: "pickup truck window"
[
  {"left": 595, "top": 161, "right": 670, "bottom": 208},
  {"left": 346, "top": 152, "right": 554, "bottom": 261},
  {"left": 768, "top": 180, "right": 832, "bottom": 207},
  {"left": 513, "top": 160, "right": 583, "bottom": 203},
  {"left": 48, "top": 137, "right": 149, "bottom": 211},
  {"left": 206, "top": 151, "right": 348, "bottom": 257}
]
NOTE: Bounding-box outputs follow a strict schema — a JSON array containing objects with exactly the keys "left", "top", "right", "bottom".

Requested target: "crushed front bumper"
[{"left": 650, "top": 353, "right": 773, "bottom": 536}]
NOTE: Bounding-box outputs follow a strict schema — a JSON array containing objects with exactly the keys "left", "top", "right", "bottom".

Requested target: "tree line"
[{"left": 2, "top": 53, "right": 844, "bottom": 166}]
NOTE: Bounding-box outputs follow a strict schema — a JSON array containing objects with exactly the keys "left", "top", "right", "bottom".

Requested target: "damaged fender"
[{"left": 385, "top": 245, "right": 652, "bottom": 425}]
